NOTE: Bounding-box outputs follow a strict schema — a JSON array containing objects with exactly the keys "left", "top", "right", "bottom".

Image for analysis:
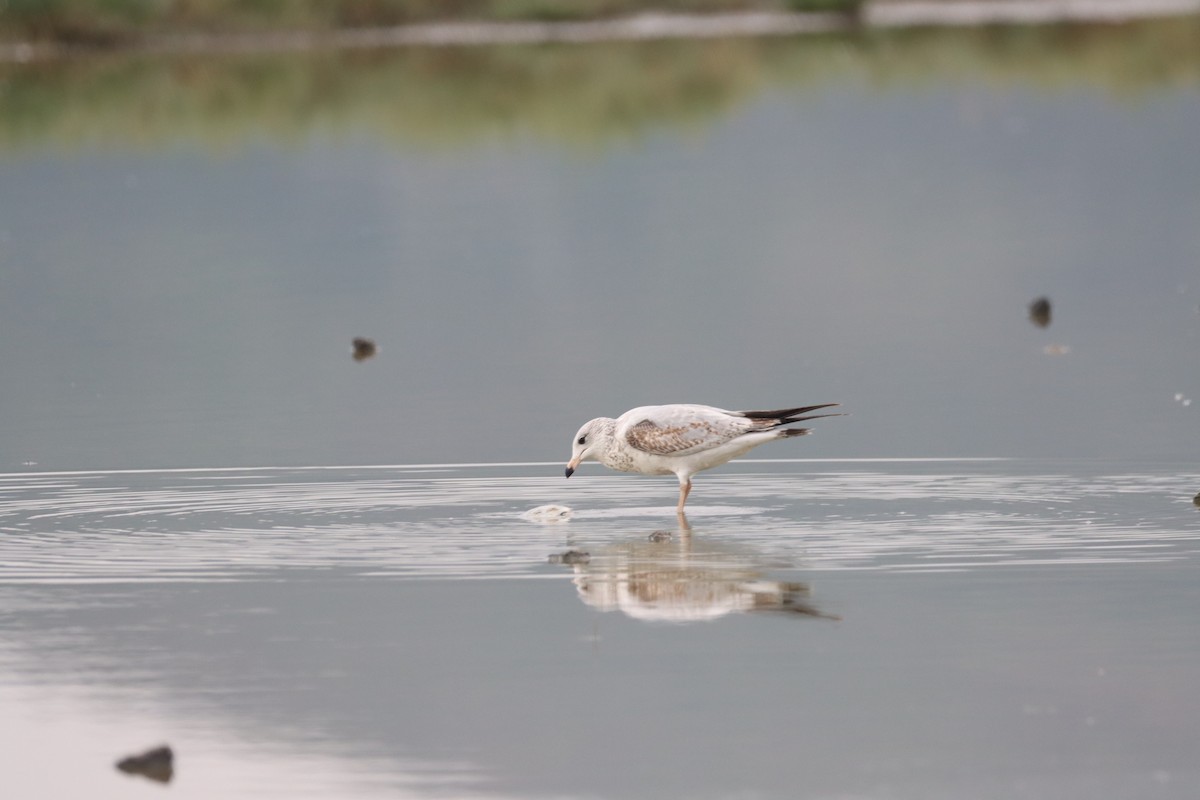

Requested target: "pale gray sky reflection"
[
  {"left": 1, "top": 86, "right": 1198, "bottom": 472},
  {"left": 2, "top": 462, "right": 1199, "bottom": 798},
  {"left": 3, "top": 546, "right": 1198, "bottom": 799}
]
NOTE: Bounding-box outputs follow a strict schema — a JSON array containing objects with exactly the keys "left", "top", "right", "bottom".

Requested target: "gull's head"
[{"left": 565, "top": 418, "right": 605, "bottom": 478}]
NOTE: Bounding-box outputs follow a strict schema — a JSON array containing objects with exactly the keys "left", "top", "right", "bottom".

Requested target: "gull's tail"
[{"left": 737, "top": 404, "right": 841, "bottom": 429}]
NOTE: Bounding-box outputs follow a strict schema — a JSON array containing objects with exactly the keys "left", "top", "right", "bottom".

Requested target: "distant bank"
[{"left": 3, "top": 0, "right": 1199, "bottom": 61}]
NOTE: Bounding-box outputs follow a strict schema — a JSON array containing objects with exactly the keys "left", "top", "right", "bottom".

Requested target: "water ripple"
[{"left": 0, "top": 462, "right": 1196, "bottom": 582}]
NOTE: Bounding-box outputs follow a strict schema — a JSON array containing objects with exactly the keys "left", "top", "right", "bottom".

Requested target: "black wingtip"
[
  {"left": 739, "top": 403, "right": 840, "bottom": 420},
  {"left": 739, "top": 403, "right": 843, "bottom": 426}
]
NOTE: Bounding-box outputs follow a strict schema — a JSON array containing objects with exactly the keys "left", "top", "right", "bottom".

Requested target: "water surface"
[
  {"left": 2, "top": 20, "right": 1199, "bottom": 799},
  {"left": 2, "top": 461, "right": 1199, "bottom": 798},
  {"left": 1, "top": 24, "right": 1199, "bottom": 470}
]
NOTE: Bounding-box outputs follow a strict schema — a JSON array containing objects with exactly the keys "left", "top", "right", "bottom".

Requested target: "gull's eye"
[{"left": 576, "top": 436, "right": 587, "bottom": 445}]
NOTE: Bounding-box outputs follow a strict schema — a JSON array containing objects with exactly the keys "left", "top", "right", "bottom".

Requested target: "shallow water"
[
  {"left": 3, "top": 28, "right": 1200, "bottom": 471},
  {"left": 2, "top": 459, "right": 1197, "bottom": 581},
  {"left": 3, "top": 18, "right": 1200, "bottom": 799},
  {"left": 2, "top": 460, "right": 1199, "bottom": 799}
]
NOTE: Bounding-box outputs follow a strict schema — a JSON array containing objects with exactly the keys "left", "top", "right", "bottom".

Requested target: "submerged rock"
[
  {"left": 1029, "top": 296, "right": 1052, "bottom": 328},
  {"left": 115, "top": 745, "right": 174, "bottom": 784},
  {"left": 1193, "top": 492, "right": 1200, "bottom": 507},
  {"left": 351, "top": 337, "right": 377, "bottom": 361}
]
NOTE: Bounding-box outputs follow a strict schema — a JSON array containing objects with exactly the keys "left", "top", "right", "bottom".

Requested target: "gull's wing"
[{"left": 618, "top": 405, "right": 751, "bottom": 457}]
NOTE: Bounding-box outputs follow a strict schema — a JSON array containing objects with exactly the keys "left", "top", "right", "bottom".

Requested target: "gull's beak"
[{"left": 565, "top": 457, "right": 580, "bottom": 479}]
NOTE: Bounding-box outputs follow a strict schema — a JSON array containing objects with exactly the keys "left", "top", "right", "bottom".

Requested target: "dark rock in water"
[
  {"left": 116, "top": 745, "right": 174, "bottom": 783},
  {"left": 1193, "top": 492, "right": 1200, "bottom": 507},
  {"left": 1029, "top": 297, "right": 1052, "bottom": 328},
  {"left": 548, "top": 550, "right": 590, "bottom": 565},
  {"left": 352, "top": 337, "right": 377, "bottom": 362},
  {"left": 648, "top": 530, "right": 672, "bottom": 542}
]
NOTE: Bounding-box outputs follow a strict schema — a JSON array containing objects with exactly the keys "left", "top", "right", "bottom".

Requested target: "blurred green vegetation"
[
  {"left": 0, "top": 16, "right": 1197, "bottom": 152},
  {"left": 784, "top": 0, "right": 860, "bottom": 13},
  {"left": 0, "top": 0, "right": 790, "bottom": 42}
]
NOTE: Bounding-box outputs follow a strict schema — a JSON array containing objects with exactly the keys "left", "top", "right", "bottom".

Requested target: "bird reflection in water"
[{"left": 550, "top": 514, "right": 839, "bottom": 623}]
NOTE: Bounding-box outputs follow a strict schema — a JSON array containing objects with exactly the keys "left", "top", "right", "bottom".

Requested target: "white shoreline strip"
[
  {"left": 867, "top": 0, "right": 1200, "bottom": 26},
  {"left": 0, "top": 457, "right": 1013, "bottom": 479}
]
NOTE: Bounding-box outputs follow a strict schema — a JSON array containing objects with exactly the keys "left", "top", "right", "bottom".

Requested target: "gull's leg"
[{"left": 676, "top": 478, "right": 692, "bottom": 512}]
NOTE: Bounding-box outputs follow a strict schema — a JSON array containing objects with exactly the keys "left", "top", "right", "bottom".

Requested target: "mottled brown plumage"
[{"left": 566, "top": 403, "right": 841, "bottom": 511}]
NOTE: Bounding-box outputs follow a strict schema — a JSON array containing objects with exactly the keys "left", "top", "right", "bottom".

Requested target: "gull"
[{"left": 565, "top": 403, "right": 840, "bottom": 512}]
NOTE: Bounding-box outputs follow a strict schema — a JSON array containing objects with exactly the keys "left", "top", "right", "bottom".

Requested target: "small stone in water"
[
  {"left": 116, "top": 745, "right": 174, "bottom": 784},
  {"left": 351, "top": 337, "right": 377, "bottom": 362},
  {"left": 1193, "top": 492, "right": 1200, "bottom": 507},
  {"left": 648, "top": 530, "right": 672, "bottom": 542},
  {"left": 1029, "top": 296, "right": 1052, "bottom": 328}
]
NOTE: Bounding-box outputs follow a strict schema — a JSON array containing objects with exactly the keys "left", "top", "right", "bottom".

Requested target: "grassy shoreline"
[
  {"left": 2, "top": 0, "right": 1196, "bottom": 61},
  {"left": 1, "top": 16, "right": 1197, "bottom": 152},
  {"left": 1, "top": 1, "right": 832, "bottom": 46}
]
